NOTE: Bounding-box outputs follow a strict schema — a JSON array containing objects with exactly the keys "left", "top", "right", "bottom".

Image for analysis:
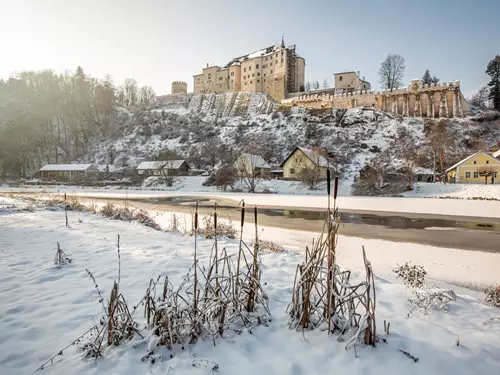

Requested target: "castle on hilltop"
[{"left": 193, "top": 37, "right": 305, "bottom": 101}]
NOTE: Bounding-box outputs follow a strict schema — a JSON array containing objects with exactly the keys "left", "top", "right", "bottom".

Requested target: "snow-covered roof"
[
  {"left": 493, "top": 149, "right": 500, "bottom": 159},
  {"left": 414, "top": 167, "right": 434, "bottom": 175},
  {"left": 445, "top": 151, "right": 498, "bottom": 172},
  {"left": 238, "top": 153, "right": 271, "bottom": 169},
  {"left": 136, "top": 160, "right": 187, "bottom": 170},
  {"left": 297, "top": 147, "right": 330, "bottom": 167},
  {"left": 39, "top": 164, "right": 95, "bottom": 171},
  {"left": 224, "top": 45, "right": 280, "bottom": 68}
]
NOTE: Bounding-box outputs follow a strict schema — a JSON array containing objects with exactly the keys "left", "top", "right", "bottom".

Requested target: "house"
[
  {"left": 38, "top": 164, "right": 99, "bottom": 182},
  {"left": 136, "top": 160, "right": 190, "bottom": 177},
  {"left": 493, "top": 149, "right": 500, "bottom": 159},
  {"left": 445, "top": 151, "right": 500, "bottom": 184},
  {"left": 334, "top": 71, "right": 371, "bottom": 94},
  {"left": 280, "top": 147, "right": 331, "bottom": 179},
  {"left": 233, "top": 153, "right": 271, "bottom": 177}
]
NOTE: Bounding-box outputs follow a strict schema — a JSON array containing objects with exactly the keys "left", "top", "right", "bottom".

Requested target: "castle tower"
[{"left": 171, "top": 81, "right": 187, "bottom": 95}]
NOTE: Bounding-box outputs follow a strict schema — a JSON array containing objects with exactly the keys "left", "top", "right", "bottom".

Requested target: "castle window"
[
  {"left": 244, "top": 68, "right": 247, "bottom": 72},
  {"left": 252, "top": 73, "right": 254, "bottom": 77},
  {"left": 250, "top": 81, "right": 253, "bottom": 84},
  {"left": 256, "top": 64, "right": 259, "bottom": 69},
  {"left": 275, "top": 78, "right": 277, "bottom": 81},
  {"left": 271, "top": 70, "right": 273, "bottom": 74},
  {"left": 231, "top": 72, "right": 234, "bottom": 77},
  {"left": 281, "top": 58, "right": 284, "bottom": 63},
  {"left": 281, "top": 51, "right": 284, "bottom": 55},
  {"left": 270, "top": 62, "right": 273, "bottom": 66},
  {"left": 257, "top": 79, "right": 260, "bottom": 83},
  {"left": 243, "top": 75, "right": 245, "bottom": 79},
  {"left": 266, "top": 57, "right": 268, "bottom": 61},
  {"left": 257, "top": 73, "right": 260, "bottom": 76},
  {"left": 249, "top": 66, "right": 252, "bottom": 71},
  {"left": 264, "top": 73, "right": 266, "bottom": 77},
  {"left": 339, "top": 76, "right": 342, "bottom": 82}
]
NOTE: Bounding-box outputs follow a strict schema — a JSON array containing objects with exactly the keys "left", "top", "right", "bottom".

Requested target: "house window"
[
  {"left": 290, "top": 168, "right": 295, "bottom": 175},
  {"left": 486, "top": 160, "right": 489, "bottom": 164},
  {"left": 474, "top": 160, "right": 476, "bottom": 164},
  {"left": 256, "top": 64, "right": 259, "bottom": 68},
  {"left": 339, "top": 76, "right": 342, "bottom": 81},
  {"left": 231, "top": 79, "right": 234, "bottom": 84},
  {"left": 466, "top": 172, "right": 470, "bottom": 178},
  {"left": 474, "top": 172, "right": 479, "bottom": 178},
  {"left": 495, "top": 172, "right": 498, "bottom": 178}
]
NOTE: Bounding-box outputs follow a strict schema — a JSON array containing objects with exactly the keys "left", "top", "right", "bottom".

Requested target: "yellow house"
[
  {"left": 280, "top": 147, "right": 331, "bottom": 179},
  {"left": 446, "top": 151, "right": 500, "bottom": 184}
]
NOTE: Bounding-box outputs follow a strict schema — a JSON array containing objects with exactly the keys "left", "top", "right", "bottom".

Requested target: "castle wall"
[
  {"left": 280, "top": 81, "right": 470, "bottom": 118},
  {"left": 171, "top": 81, "right": 187, "bottom": 95}
]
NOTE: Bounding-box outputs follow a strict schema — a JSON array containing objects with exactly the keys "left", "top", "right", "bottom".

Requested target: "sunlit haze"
[{"left": 1, "top": 0, "right": 499, "bottom": 95}]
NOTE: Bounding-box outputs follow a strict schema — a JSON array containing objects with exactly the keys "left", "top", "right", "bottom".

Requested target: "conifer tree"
[
  {"left": 421, "top": 69, "right": 439, "bottom": 85},
  {"left": 486, "top": 55, "right": 500, "bottom": 110}
]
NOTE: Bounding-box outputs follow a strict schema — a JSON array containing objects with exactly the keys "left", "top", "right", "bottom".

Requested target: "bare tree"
[
  {"left": 123, "top": 78, "right": 138, "bottom": 107},
  {"left": 234, "top": 154, "right": 268, "bottom": 193},
  {"left": 478, "top": 166, "right": 496, "bottom": 184},
  {"left": 139, "top": 85, "right": 156, "bottom": 106},
  {"left": 214, "top": 164, "right": 236, "bottom": 191},
  {"left": 159, "top": 161, "right": 181, "bottom": 187},
  {"left": 379, "top": 54, "right": 406, "bottom": 91},
  {"left": 469, "top": 86, "right": 490, "bottom": 109},
  {"left": 294, "top": 153, "right": 329, "bottom": 190},
  {"left": 425, "top": 119, "right": 454, "bottom": 181},
  {"left": 322, "top": 78, "right": 329, "bottom": 89},
  {"left": 115, "top": 85, "right": 126, "bottom": 106}
]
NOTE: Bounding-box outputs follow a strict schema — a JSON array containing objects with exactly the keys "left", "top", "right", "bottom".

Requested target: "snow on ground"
[
  {"left": 1, "top": 197, "right": 499, "bottom": 375},
  {"left": 2, "top": 185, "right": 500, "bottom": 218},
  {"left": 406, "top": 182, "right": 500, "bottom": 200}
]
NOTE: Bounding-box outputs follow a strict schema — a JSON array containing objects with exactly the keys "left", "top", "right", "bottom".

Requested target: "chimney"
[
  {"left": 357, "top": 71, "right": 360, "bottom": 77},
  {"left": 206, "top": 63, "right": 209, "bottom": 68}
]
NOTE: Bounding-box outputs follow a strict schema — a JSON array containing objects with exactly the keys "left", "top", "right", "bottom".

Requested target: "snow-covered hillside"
[{"left": 79, "top": 92, "right": 500, "bottom": 191}]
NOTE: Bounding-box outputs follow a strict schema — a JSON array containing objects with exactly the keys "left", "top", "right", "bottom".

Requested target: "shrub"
[
  {"left": 485, "top": 285, "right": 500, "bottom": 307},
  {"left": 251, "top": 239, "right": 286, "bottom": 253},
  {"left": 393, "top": 262, "right": 427, "bottom": 289},
  {"left": 200, "top": 215, "right": 237, "bottom": 239}
]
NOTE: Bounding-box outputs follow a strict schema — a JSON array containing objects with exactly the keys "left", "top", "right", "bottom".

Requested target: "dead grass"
[
  {"left": 485, "top": 285, "right": 500, "bottom": 307},
  {"left": 99, "top": 203, "right": 161, "bottom": 230}
]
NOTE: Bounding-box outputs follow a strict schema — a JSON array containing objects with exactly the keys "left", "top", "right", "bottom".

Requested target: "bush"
[
  {"left": 251, "top": 239, "right": 286, "bottom": 254},
  {"left": 393, "top": 262, "right": 427, "bottom": 289},
  {"left": 485, "top": 285, "right": 500, "bottom": 307},
  {"left": 100, "top": 203, "right": 161, "bottom": 230},
  {"left": 200, "top": 215, "right": 237, "bottom": 239}
]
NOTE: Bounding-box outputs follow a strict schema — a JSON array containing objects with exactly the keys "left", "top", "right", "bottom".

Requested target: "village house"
[
  {"left": 136, "top": 160, "right": 190, "bottom": 177},
  {"left": 334, "top": 71, "right": 371, "bottom": 94},
  {"left": 280, "top": 147, "right": 331, "bottom": 179},
  {"left": 38, "top": 164, "right": 99, "bottom": 182},
  {"left": 445, "top": 151, "right": 500, "bottom": 184},
  {"left": 233, "top": 153, "right": 271, "bottom": 177}
]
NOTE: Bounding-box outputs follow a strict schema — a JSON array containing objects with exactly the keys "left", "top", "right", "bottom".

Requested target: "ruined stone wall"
[{"left": 281, "top": 81, "right": 470, "bottom": 118}]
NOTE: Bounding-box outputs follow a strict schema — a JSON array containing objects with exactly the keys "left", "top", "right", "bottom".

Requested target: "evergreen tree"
[
  {"left": 486, "top": 55, "right": 500, "bottom": 110},
  {"left": 421, "top": 69, "right": 439, "bottom": 85}
]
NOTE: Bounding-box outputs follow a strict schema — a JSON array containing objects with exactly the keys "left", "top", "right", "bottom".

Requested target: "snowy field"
[
  {"left": 1, "top": 197, "right": 500, "bottom": 375},
  {"left": 2, "top": 184, "right": 500, "bottom": 218},
  {"left": 405, "top": 182, "right": 500, "bottom": 200}
]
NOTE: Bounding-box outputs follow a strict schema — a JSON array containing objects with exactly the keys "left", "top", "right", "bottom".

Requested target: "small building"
[
  {"left": 280, "top": 147, "right": 331, "bottom": 179},
  {"left": 38, "top": 164, "right": 99, "bottom": 182},
  {"left": 493, "top": 149, "right": 500, "bottom": 159},
  {"left": 414, "top": 167, "right": 435, "bottom": 182},
  {"left": 334, "top": 71, "right": 371, "bottom": 94},
  {"left": 233, "top": 153, "right": 271, "bottom": 177},
  {"left": 446, "top": 151, "right": 500, "bottom": 184},
  {"left": 136, "top": 160, "right": 190, "bottom": 176}
]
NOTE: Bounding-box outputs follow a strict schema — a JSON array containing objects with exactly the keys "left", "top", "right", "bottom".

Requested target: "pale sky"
[{"left": 1, "top": 0, "right": 498, "bottom": 96}]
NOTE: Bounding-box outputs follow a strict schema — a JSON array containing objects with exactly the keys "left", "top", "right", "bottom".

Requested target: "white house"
[
  {"left": 233, "top": 153, "right": 271, "bottom": 177},
  {"left": 136, "top": 160, "right": 190, "bottom": 176},
  {"left": 38, "top": 164, "right": 99, "bottom": 181}
]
